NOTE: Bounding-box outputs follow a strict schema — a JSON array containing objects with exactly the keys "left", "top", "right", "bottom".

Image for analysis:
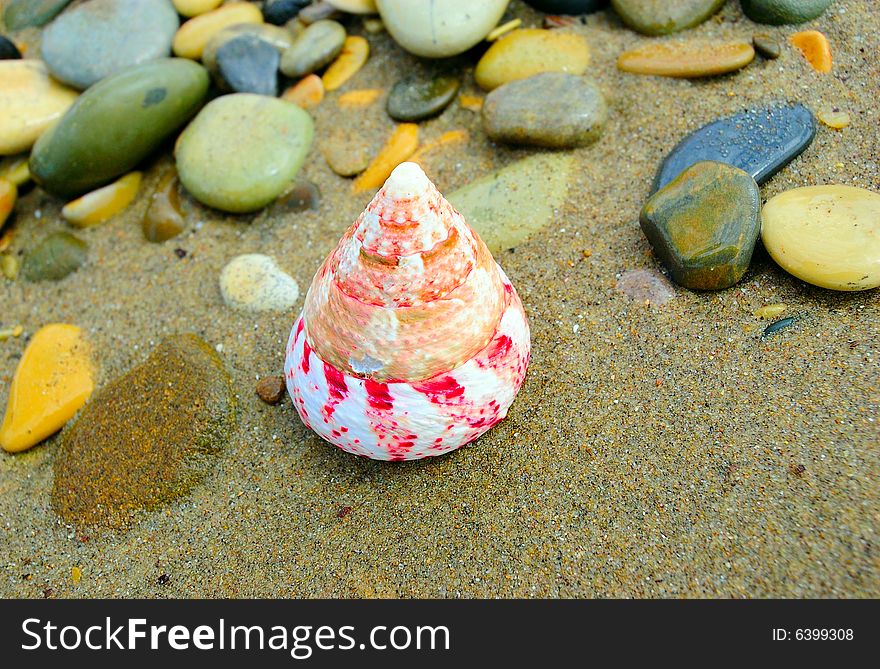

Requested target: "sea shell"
[{"left": 284, "top": 162, "right": 530, "bottom": 461}]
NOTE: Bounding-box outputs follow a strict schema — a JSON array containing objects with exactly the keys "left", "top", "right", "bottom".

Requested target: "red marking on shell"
[
  {"left": 301, "top": 337, "right": 312, "bottom": 374},
  {"left": 365, "top": 379, "right": 393, "bottom": 412},
  {"left": 413, "top": 375, "right": 465, "bottom": 404},
  {"left": 324, "top": 363, "right": 348, "bottom": 401}
]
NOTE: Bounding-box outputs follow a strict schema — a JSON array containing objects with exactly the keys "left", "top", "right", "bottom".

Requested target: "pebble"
[
  {"left": 22, "top": 231, "right": 87, "bottom": 282},
  {"left": 487, "top": 18, "right": 522, "bottom": 42},
  {"left": 3, "top": 0, "right": 72, "bottom": 30},
  {"left": 475, "top": 29, "right": 591, "bottom": 91},
  {"left": 740, "top": 0, "right": 834, "bottom": 25},
  {"left": 640, "top": 161, "right": 761, "bottom": 290},
  {"left": 817, "top": 108, "right": 849, "bottom": 129},
  {"left": 219, "top": 253, "right": 299, "bottom": 312},
  {"left": 447, "top": 152, "right": 573, "bottom": 254},
  {"left": 327, "top": 0, "right": 377, "bottom": 12},
  {"left": 0, "top": 254, "right": 19, "bottom": 280},
  {"left": 617, "top": 41, "right": 755, "bottom": 78},
  {"left": 0, "top": 178, "right": 16, "bottom": 228},
  {"left": 281, "top": 74, "right": 325, "bottom": 108},
  {"left": 172, "top": 0, "right": 223, "bottom": 18},
  {"left": 762, "top": 317, "right": 796, "bottom": 337},
  {"left": 352, "top": 123, "right": 418, "bottom": 193},
  {"left": 62, "top": 172, "right": 142, "bottom": 228},
  {"left": 172, "top": 1, "right": 264, "bottom": 60},
  {"left": 215, "top": 33, "right": 280, "bottom": 95},
  {"left": 386, "top": 74, "right": 460, "bottom": 122},
  {"left": 0, "top": 35, "right": 21, "bottom": 60},
  {"left": 280, "top": 20, "right": 346, "bottom": 78},
  {"left": 322, "top": 35, "right": 369, "bottom": 91},
  {"left": 0, "top": 60, "right": 78, "bottom": 156},
  {"left": 176, "top": 93, "right": 314, "bottom": 213},
  {"left": 271, "top": 180, "right": 321, "bottom": 213},
  {"left": 610, "top": 0, "right": 725, "bottom": 35},
  {"left": 256, "top": 376, "right": 286, "bottom": 405},
  {"left": 52, "top": 334, "right": 235, "bottom": 528},
  {"left": 41, "top": 0, "right": 179, "bottom": 90},
  {"left": 482, "top": 72, "right": 606, "bottom": 149},
  {"left": 321, "top": 128, "right": 371, "bottom": 176},
  {"left": 754, "top": 303, "right": 787, "bottom": 319},
  {"left": 202, "top": 23, "right": 293, "bottom": 73},
  {"left": 615, "top": 269, "right": 675, "bottom": 305},
  {"left": 652, "top": 103, "right": 817, "bottom": 194},
  {"left": 143, "top": 169, "right": 186, "bottom": 242},
  {"left": 525, "top": 1, "right": 608, "bottom": 13},
  {"left": 337, "top": 88, "right": 383, "bottom": 107},
  {"left": 790, "top": 30, "right": 832, "bottom": 73},
  {"left": 299, "top": 1, "right": 340, "bottom": 24},
  {"left": 0, "top": 324, "right": 93, "bottom": 454},
  {"left": 760, "top": 185, "right": 880, "bottom": 291},
  {"left": 30, "top": 58, "right": 209, "bottom": 199},
  {"left": 263, "top": 0, "right": 310, "bottom": 25},
  {"left": 377, "top": 0, "right": 508, "bottom": 58},
  {"left": 0, "top": 156, "right": 30, "bottom": 187},
  {"left": 752, "top": 34, "right": 781, "bottom": 59}
]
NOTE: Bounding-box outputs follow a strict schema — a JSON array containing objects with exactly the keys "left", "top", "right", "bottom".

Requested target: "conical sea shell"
[{"left": 284, "top": 162, "right": 530, "bottom": 461}]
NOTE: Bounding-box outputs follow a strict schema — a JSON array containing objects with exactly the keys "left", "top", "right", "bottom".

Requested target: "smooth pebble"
[{"left": 220, "top": 254, "right": 300, "bottom": 312}]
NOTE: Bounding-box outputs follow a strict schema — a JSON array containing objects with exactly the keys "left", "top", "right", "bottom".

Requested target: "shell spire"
[{"left": 285, "top": 162, "right": 530, "bottom": 461}]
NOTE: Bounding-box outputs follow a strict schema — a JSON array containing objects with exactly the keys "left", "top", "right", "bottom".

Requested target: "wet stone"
[
  {"left": 0, "top": 35, "right": 21, "bottom": 60},
  {"left": 640, "top": 160, "right": 761, "bottom": 290},
  {"left": 280, "top": 20, "right": 345, "bottom": 78},
  {"left": 752, "top": 34, "right": 781, "bottom": 59},
  {"left": 22, "top": 231, "right": 87, "bottom": 282},
  {"left": 215, "top": 33, "right": 279, "bottom": 96},
  {"left": 52, "top": 334, "right": 236, "bottom": 529},
  {"left": 143, "top": 169, "right": 186, "bottom": 242},
  {"left": 482, "top": 72, "right": 606, "bottom": 149},
  {"left": 263, "top": 0, "right": 311, "bottom": 25},
  {"left": 652, "top": 103, "right": 817, "bottom": 194},
  {"left": 386, "top": 74, "right": 460, "bottom": 122},
  {"left": 271, "top": 180, "right": 321, "bottom": 213},
  {"left": 4, "top": 0, "right": 72, "bottom": 30},
  {"left": 611, "top": 0, "right": 725, "bottom": 35},
  {"left": 741, "top": 0, "right": 834, "bottom": 25}
]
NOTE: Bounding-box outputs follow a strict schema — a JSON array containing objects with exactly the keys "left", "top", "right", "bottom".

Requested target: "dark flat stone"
[
  {"left": 652, "top": 102, "right": 816, "bottom": 194},
  {"left": 0, "top": 35, "right": 21, "bottom": 59},
  {"left": 263, "top": 0, "right": 310, "bottom": 25},
  {"left": 386, "top": 74, "right": 460, "bottom": 122},
  {"left": 215, "top": 33, "right": 279, "bottom": 96}
]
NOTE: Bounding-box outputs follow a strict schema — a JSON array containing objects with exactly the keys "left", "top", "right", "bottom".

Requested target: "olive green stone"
[
  {"left": 4, "top": 0, "right": 72, "bottom": 30},
  {"left": 386, "top": 74, "right": 460, "bottom": 122},
  {"left": 752, "top": 34, "right": 781, "bottom": 59},
  {"left": 175, "top": 93, "right": 314, "bottom": 213},
  {"left": 280, "top": 20, "right": 346, "bottom": 78},
  {"left": 142, "top": 168, "right": 186, "bottom": 242},
  {"left": 22, "top": 231, "right": 87, "bottom": 282},
  {"left": 611, "top": 0, "right": 726, "bottom": 35},
  {"left": 639, "top": 160, "right": 760, "bottom": 290},
  {"left": 29, "top": 58, "right": 209, "bottom": 200},
  {"left": 741, "top": 0, "right": 834, "bottom": 25},
  {"left": 447, "top": 153, "right": 573, "bottom": 254},
  {"left": 52, "top": 334, "right": 236, "bottom": 529}
]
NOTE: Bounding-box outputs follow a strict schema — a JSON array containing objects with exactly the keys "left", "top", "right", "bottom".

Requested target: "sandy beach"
[{"left": 0, "top": 0, "right": 877, "bottom": 598}]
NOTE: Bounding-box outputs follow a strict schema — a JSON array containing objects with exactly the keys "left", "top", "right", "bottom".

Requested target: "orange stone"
[
  {"left": 322, "top": 36, "right": 369, "bottom": 92},
  {"left": 352, "top": 123, "right": 418, "bottom": 194},
  {"left": 790, "top": 30, "right": 832, "bottom": 73},
  {"left": 61, "top": 172, "right": 142, "bottom": 228},
  {"left": 282, "top": 74, "right": 325, "bottom": 109},
  {"left": 617, "top": 41, "right": 755, "bottom": 78}
]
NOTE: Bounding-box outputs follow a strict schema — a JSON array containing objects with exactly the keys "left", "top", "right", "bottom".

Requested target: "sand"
[{"left": 0, "top": 0, "right": 877, "bottom": 598}]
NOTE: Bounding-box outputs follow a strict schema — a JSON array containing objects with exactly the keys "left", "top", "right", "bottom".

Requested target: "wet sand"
[{"left": 0, "top": 0, "right": 877, "bottom": 598}]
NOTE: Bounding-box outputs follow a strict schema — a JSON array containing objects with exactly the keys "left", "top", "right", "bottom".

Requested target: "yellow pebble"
[
  {"left": 818, "top": 108, "right": 850, "bottom": 129},
  {"left": 172, "top": 2, "right": 264, "bottom": 60},
  {"left": 0, "top": 324, "right": 94, "bottom": 453},
  {"left": 71, "top": 566, "right": 82, "bottom": 584},
  {"left": 0, "top": 177, "right": 16, "bottom": 229},
  {"left": 487, "top": 18, "right": 522, "bottom": 42},
  {"left": 459, "top": 94, "right": 484, "bottom": 112},
  {"left": 475, "top": 29, "right": 590, "bottom": 91},
  {"left": 323, "top": 36, "right": 369, "bottom": 92},
  {"left": 353, "top": 123, "right": 419, "bottom": 194},
  {"left": 753, "top": 304, "right": 787, "bottom": 319},
  {"left": 410, "top": 129, "right": 469, "bottom": 166},
  {"left": 617, "top": 41, "right": 755, "bottom": 78},
  {"left": 172, "top": 0, "right": 223, "bottom": 18},
  {"left": 326, "top": 0, "right": 377, "bottom": 13},
  {"left": 0, "top": 155, "right": 31, "bottom": 187},
  {"left": 336, "top": 88, "right": 383, "bottom": 107},
  {"left": 282, "top": 74, "right": 325, "bottom": 109},
  {"left": 62, "top": 172, "right": 142, "bottom": 228},
  {"left": 1, "top": 253, "right": 18, "bottom": 280},
  {"left": 0, "top": 228, "right": 12, "bottom": 253}
]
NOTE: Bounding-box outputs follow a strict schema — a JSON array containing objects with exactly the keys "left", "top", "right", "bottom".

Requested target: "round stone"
[
  {"left": 0, "top": 60, "right": 78, "bottom": 156},
  {"left": 761, "top": 185, "right": 880, "bottom": 291},
  {"left": 611, "top": 0, "right": 726, "bottom": 35},
  {"left": 30, "top": 58, "right": 209, "bottom": 199},
  {"left": 175, "top": 93, "right": 314, "bottom": 213},
  {"left": 172, "top": 1, "right": 264, "bottom": 60},
  {"left": 41, "top": 0, "right": 179, "bottom": 90},
  {"left": 617, "top": 41, "right": 755, "bottom": 78},
  {"left": 219, "top": 254, "right": 300, "bottom": 312},
  {"left": 386, "top": 74, "right": 460, "bottom": 122},
  {"left": 482, "top": 72, "right": 606, "bottom": 148},
  {"left": 3, "top": 0, "right": 72, "bottom": 30},
  {"left": 22, "top": 231, "right": 88, "bottom": 282},
  {"left": 280, "top": 20, "right": 346, "bottom": 78},
  {"left": 741, "top": 0, "right": 835, "bottom": 25},
  {"left": 172, "top": 0, "right": 223, "bottom": 17},
  {"left": 377, "top": 0, "right": 508, "bottom": 58},
  {"left": 475, "top": 29, "right": 591, "bottom": 91},
  {"left": 263, "top": 0, "right": 311, "bottom": 25},
  {"left": 215, "top": 33, "right": 280, "bottom": 95}
]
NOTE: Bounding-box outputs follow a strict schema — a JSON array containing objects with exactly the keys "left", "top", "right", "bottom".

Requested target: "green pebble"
[
  {"left": 639, "top": 160, "right": 760, "bottom": 291},
  {"left": 280, "top": 20, "right": 346, "bottom": 78},
  {"left": 752, "top": 34, "right": 781, "bottom": 59},
  {"left": 386, "top": 74, "right": 461, "bottom": 122},
  {"left": 29, "top": 58, "right": 209, "bottom": 200},
  {"left": 611, "top": 0, "right": 726, "bottom": 35},
  {"left": 741, "top": 0, "right": 834, "bottom": 25},
  {"left": 175, "top": 93, "right": 314, "bottom": 214},
  {"left": 4, "top": 0, "right": 72, "bottom": 30},
  {"left": 22, "top": 231, "right": 87, "bottom": 282}
]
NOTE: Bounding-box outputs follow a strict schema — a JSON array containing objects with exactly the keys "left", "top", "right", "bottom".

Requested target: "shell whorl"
[{"left": 302, "top": 162, "right": 506, "bottom": 382}]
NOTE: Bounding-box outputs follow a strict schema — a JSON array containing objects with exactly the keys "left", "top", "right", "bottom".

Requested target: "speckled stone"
[
  {"left": 280, "top": 20, "right": 346, "bottom": 78},
  {"left": 611, "top": 0, "right": 725, "bottom": 35},
  {"left": 3, "top": 0, "right": 72, "bottom": 30},
  {"left": 41, "top": 0, "right": 179, "bottom": 90},
  {"left": 640, "top": 161, "right": 761, "bottom": 290},
  {"left": 175, "top": 94, "right": 314, "bottom": 213},
  {"left": 30, "top": 58, "right": 209, "bottom": 199},
  {"left": 0, "top": 35, "right": 21, "bottom": 60},
  {"left": 386, "top": 74, "right": 460, "bottom": 122},
  {"left": 482, "top": 72, "right": 606, "bottom": 148},
  {"left": 741, "top": 0, "right": 835, "bottom": 25},
  {"left": 52, "top": 334, "right": 236, "bottom": 528},
  {"left": 652, "top": 103, "right": 817, "bottom": 194},
  {"left": 219, "top": 254, "right": 299, "bottom": 312},
  {"left": 215, "top": 33, "right": 279, "bottom": 95}
]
